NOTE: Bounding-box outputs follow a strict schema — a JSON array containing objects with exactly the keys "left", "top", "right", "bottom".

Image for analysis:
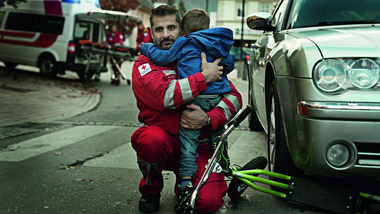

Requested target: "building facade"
[
  {"left": 127, "top": 0, "right": 279, "bottom": 49},
  {"left": 217, "top": 0, "right": 278, "bottom": 47}
]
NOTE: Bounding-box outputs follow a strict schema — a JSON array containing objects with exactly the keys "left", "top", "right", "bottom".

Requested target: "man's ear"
[
  {"left": 180, "top": 28, "right": 185, "bottom": 36},
  {"left": 149, "top": 29, "right": 154, "bottom": 42}
]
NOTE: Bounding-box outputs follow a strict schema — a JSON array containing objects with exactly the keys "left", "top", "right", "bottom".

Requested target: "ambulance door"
[
  {"left": 73, "top": 18, "right": 105, "bottom": 44},
  {"left": 68, "top": 18, "right": 107, "bottom": 79}
]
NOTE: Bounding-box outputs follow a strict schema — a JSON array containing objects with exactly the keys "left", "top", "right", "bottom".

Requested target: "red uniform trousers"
[
  {"left": 110, "top": 57, "right": 122, "bottom": 77},
  {"left": 131, "top": 125, "right": 227, "bottom": 213}
]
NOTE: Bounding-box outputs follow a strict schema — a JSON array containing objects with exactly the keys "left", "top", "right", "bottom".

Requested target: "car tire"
[
  {"left": 267, "top": 82, "right": 301, "bottom": 190},
  {"left": 39, "top": 55, "right": 58, "bottom": 77},
  {"left": 3, "top": 62, "right": 18, "bottom": 69},
  {"left": 247, "top": 72, "right": 263, "bottom": 131}
]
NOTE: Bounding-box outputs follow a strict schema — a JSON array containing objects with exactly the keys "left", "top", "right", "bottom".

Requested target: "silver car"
[{"left": 246, "top": 0, "right": 380, "bottom": 180}]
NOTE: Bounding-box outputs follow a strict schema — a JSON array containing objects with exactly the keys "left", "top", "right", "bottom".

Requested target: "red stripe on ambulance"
[
  {"left": 0, "top": 33, "right": 58, "bottom": 48},
  {"left": 0, "top": 30, "right": 36, "bottom": 38}
]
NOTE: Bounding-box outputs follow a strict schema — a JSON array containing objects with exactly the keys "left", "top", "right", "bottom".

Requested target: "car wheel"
[
  {"left": 39, "top": 55, "right": 58, "bottom": 77},
  {"left": 247, "top": 72, "right": 263, "bottom": 131},
  {"left": 267, "top": 82, "right": 300, "bottom": 184},
  {"left": 3, "top": 62, "right": 18, "bottom": 69}
]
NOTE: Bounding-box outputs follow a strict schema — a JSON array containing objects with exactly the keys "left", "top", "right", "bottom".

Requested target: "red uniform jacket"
[
  {"left": 106, "top": 31, "right": 124, "bottom": 46},
  {"left": 136, "top": 26, "right": 152, "bottom": 51},
  {"left": 132, "top": 55, "right": 242, "bottom": 137}
]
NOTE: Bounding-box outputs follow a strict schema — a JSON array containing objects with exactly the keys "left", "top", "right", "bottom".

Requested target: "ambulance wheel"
[
  {"left": 39, "top": 55, "right": 58, "bottom": 77},
  {"left": 3, "top": 62, "right": 18, "bottom": 69}
]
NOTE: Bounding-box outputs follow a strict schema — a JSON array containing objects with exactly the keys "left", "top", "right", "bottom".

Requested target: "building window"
[
  {"left": 236, "top": 2, "right": 247, "bottom": 19},
  {"left": 260, "top": 4, "right": 270, "bottom": 13}
]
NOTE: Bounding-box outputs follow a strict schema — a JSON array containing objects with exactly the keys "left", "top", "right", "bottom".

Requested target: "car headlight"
[
  {"left": 313, "top": 59, "right": 346, "bottom": 92},
  {"left": 326, "top": 144, "right": 350, "bottom": 167},
  {"left": 349, "top": 58, "right": 379, "bottom": 88},
  {"left": 313, "top": 58, "right": 380, "bottom": 93}
]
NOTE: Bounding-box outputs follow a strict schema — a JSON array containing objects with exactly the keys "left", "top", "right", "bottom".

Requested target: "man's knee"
[{"left": 132, "top": 126, "right": 175, "bottom": 163}]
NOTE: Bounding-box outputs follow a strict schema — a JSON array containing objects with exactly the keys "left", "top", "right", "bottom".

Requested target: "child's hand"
[{"left": 201, "top": 52, "right": 223, "bottom": 83}]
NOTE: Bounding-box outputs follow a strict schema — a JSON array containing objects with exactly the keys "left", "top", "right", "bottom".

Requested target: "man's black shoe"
[{"left": 139, "top": 194, "right": 160, "bottom": 213}]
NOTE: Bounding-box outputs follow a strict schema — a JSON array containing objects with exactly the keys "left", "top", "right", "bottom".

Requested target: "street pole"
[
  {"left": 206, "top": 0, "right": 209, "bottom": 13},
  {"left": 240, "top": 0, "right": 247, "bottom": 80},
  {"left": 240, "top": 0, "right": 245, "bottom": 61}
]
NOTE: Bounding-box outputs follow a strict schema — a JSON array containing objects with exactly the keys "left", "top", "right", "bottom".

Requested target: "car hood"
[{"left": 296, "top": 25, "right": 380, "bottom": 58}]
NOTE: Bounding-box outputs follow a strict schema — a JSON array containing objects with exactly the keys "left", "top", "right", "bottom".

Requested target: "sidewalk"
[{"left": 0, "top": 67, "right": 101, "bottom": 128}]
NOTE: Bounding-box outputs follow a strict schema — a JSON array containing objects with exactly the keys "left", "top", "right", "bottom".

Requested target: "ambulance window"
[
  {"left": 5, "top": 13, "right": 65, "bottom": 35},
  {"left": 74, "top": 21, "right": 101, "bottom": 42},
  {"left": 74, "top": 22, "right": 90, "bottom": 40},
  {"left": 0, "top": 12, "right": 5, "bottom": 28}
]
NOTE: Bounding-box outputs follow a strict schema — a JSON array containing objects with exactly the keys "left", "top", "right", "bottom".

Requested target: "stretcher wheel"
[{"left": 227, "top": 156, "right": 267, "bottom": 200}]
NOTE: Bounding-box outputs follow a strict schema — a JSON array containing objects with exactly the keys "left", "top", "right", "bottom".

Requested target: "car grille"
[{"left": 355, "top": 142, "right": 380, "bottom": 166}]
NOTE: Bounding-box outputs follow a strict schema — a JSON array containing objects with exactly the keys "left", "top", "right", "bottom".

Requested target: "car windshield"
[{"left": 288, "top": 0, "right": 380, "bottom": 29}]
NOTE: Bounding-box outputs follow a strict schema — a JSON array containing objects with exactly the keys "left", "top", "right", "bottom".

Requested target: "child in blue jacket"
[{"left": 141, "top": 8, "right": 235, "bottom": 210}]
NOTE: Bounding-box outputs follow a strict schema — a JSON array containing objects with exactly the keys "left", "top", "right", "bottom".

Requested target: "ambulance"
[{"left": 0, "top": 0, "right": 134, "bottom": 79}]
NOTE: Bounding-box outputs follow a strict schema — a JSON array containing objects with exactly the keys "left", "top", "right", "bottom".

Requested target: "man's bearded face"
[{"left": 151, "top": 14, "right": 181, "bottom": 50}]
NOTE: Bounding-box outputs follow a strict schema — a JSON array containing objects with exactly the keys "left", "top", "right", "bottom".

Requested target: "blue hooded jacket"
[{"left": 141, "top": 27, "right": 234, "bottom": 95}]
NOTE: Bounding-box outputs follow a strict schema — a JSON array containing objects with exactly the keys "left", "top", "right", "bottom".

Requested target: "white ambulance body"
[{"left": 0, "top": 0, "right": 129, "bottom": 79}]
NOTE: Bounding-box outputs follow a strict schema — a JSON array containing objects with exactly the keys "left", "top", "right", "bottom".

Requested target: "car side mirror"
[{"left": 246, "top": 13, "right": 275, "bottom": 31}]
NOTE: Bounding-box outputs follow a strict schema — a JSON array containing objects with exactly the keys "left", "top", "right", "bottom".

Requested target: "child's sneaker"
[
  {"left": 174, "top": 181, "right": 194, "bottom": 212},
  {"left": 212, "top": 137, "right": 230, "bottom": 169}
]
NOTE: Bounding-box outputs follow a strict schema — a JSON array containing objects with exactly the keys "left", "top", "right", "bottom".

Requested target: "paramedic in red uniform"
[
  {"left": 131, "top": 5, "right": 242, "bottom": 213},
  {"left": 135, "top": 20, "right": 152, "bottom": 55},
  {"left": 105, "top": 24, "right": 124, "bottom": 85}
]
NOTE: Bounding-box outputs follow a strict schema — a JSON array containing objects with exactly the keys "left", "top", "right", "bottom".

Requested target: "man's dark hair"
[
  {"left": 182, "top": 8, "right": 210, "bottom": 35},
  {"left": 149, "top": 5, "right": 182, "bottom": 27},
  {"left": 137, "top": 20, "right": 143, "bottom": 25}
]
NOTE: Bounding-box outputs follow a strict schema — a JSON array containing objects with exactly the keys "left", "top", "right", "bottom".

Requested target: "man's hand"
[
  {"left": 180, "top": 104, "right": 208, "bottom": 130},
  {"left": 201, "top": 52, "right": 224, "bottom": 84}
]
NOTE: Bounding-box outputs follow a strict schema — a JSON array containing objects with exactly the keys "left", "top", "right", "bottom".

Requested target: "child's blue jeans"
[{"left": 179, "top": 95, "right": 225, "bottom": 178}]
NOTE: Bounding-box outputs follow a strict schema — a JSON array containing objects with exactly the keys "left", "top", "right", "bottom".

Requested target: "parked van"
[{"left": 0, "top": 0, "right": 131, "bottom": 79}]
